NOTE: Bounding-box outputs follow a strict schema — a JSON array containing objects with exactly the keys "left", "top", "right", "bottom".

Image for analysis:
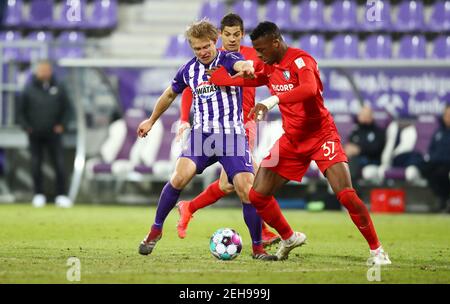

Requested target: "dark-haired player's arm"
[
  {"left": 276, "top": 68, "right": 317, "bottom": 104},
  {"left": 209, "top": 66, "right": 269, "bottom": 87},
  {"left": 249, "top": 68, "right": 317, "bottom": 121}
]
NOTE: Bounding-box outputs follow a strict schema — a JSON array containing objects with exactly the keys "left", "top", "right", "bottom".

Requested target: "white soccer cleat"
[
  {"left": 55, "top": 195, "right": 73, "bottom": 208},
  {"left": 369, "top": 246, "right": 392, "bottom": 266},
  {"left": 276, "top": 232, "right": 307, "bottom": 261},
  {"left": 32, "top": 194, "right": 46, "bottom": 208}
]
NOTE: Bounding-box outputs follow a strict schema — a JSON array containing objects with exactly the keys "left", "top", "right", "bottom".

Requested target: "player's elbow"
[{"left": 304, "top": 83, "right": 317, "bottom": 100}]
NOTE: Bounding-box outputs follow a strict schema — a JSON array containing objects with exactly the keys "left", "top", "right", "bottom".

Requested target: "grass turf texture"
[{"left": 0, "top": 204, "right": 449, "bottom": 283}]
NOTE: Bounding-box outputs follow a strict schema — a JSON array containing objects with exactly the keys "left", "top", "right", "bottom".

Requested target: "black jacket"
[
  {"left": 428, "top": 120, "right": 450, "bottom": 164},
  {"left": 348, "top": 122, "right": 385, "bottom": 163},
  {"left": 18, "top": 75, "right": 71, "bottom": 134}
]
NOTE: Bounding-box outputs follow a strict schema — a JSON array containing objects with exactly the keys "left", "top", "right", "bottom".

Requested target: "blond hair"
[{"left": 185, "top": 19, "right": 218, "bottom": 44}]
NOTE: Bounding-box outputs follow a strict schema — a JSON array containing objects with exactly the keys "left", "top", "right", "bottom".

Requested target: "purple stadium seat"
[
  {"left": 55, "top": 0, "right": 88, "bottom": 29},
  {"left": 164, "top": 34, "right": 192, "bottom": 59},
  {"left": 365, "top": 34, "right": 392, "bottom": 59},
  {"left": 394, "top": 0, "right": 425, "bottom": 32},
  {"left": 198, "top": 0, "right": 226, "bottom": 28},
  {"left": 265, "top": 0, "right": 293, "bottom": 31},
  {"left": 328, "top": 0, "right": 358, "bottom": 31},
  {"left": 383, "top": 116, "right": 438, "bottom": 181},
  {"left": 427, "top": 1, "right": 450, "bottom": 32},
  {"left": 0, "top": 31, "right": 22, "bottom": 61},
  {"left": 134, "top": 113, "right": 179, "bottom": 175},
  {"left": 232, "top": 0, "right": 258, "bottom": 30},
  {"left": 432, "top": 36, "right": 450, "bottom": 59},
  {"left": 21, "top": 31, "right": 54, "bottom": 62},
  {"left": 330, "top": 34, "right": 359, "bottom": 59},
  {"left": 91, "top": 109, "right": 147, "bottom": 175},
  {"left": 383, "top": 167, "right": 407, "bottom": 180},
  {"left": 3, "top": 0, "right": 23, "bottom": 28},
  {"left": 27, "top": 0, "right": 54, "bottom": 28},
  {"left": 398, "top": 35, "right": 427, "bottom": 59},
  {"left": 89, "top": 0, "right": 118, "bottom": 29},
  {"left": 361, "top": 0, "right": 392, "bottom": 31},
  {"left": 298, "top": 34, "right": 325, "bottom": 59},
  {"left": 53, "top": 31, "right": 86, "bottom": 59},
  {"left": 295, "top": 0, "right": 325, "bottom": 31}
]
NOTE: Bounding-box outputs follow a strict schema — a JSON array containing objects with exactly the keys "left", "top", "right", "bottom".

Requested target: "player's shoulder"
[
  {"left": 183, "top": 57, "right": 198, "bottom": 68},
  {"left": 286, "top": 47, "right": 317, "bottom": 69},
  {"left": 239, "top": 45, "right": 257, "bottom": 57},
  {"left": 222, "top": 50, "right": 244, "bottom": 61}
]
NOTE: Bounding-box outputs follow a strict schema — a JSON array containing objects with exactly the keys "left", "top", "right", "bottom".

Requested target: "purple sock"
[
  {"left": 242, "top": 203, "right": 263, "bottom": 245},
  {"left": 153, "top": 182, "right": 182, "bottom": 230}
]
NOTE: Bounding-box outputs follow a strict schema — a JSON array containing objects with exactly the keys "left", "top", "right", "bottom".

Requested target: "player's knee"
[
  {"left": 233, "top": 174, "right": 253, "bottom": 202},
  {"left": 219, "top": 175, "right": 235, "bottom": 194},
  {"left": 170, "top": 173, "right": 190, "bottom": 189},
  {"left": 235, "top": 186, "right": 250, "bottom": 202},
  {"left": 219, "top": 182, "right": 235, "bottom": 194}
]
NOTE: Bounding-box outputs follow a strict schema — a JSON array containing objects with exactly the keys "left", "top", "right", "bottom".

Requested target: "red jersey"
[
  {"left": 263, "top": 47, "right": 332, "bottom": 141},
  {"left": 180, "top": 45, "right": 264, "bottom": 124},
  {"left": 210, "top": 47, "right": 347, "bottom": 181}
]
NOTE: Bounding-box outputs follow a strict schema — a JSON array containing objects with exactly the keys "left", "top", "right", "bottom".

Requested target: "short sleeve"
[
  {"left": 221, "top": 51, "right": 244, "bottom": 75},
  {"left": 171, "top": 64, "right": 188, "bottom": 94}
]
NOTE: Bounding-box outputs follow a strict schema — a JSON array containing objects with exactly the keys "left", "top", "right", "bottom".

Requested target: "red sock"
[
  {"left": 337, "top": 188, "right": 381, "bottom": 250},
  {"left": 262, "top": 222, "right": 270, "bottom": 233},
  {"left": 252, "top": 244, "right": 266, "bottom": 255},
  {"left": 146, "top": 225, "right": 162, "bottom": 242},
  {"left": 249, "top": 188, "right": 293, "bottom": 240},
  {"left": 189, "top": 180, "right": 226, "bottom": 213}
]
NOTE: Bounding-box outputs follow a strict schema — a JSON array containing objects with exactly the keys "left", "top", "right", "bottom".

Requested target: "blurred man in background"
[
  {"left": 419, "top": 104, "right": 450, "bottom": 213},
  {"left": 18, "top": 60, "right": 72, "bottom": 208},
  {"left": 345, "top": 105, "right": 385, "bottom": 180}
]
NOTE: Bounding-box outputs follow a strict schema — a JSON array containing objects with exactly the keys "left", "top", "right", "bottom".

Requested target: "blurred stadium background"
[
  {"left": 1, "top": 0, "right": 450, "bottom": 285},
  {"left": 0, "top": 0, "right": 449, "bottom": 211}
]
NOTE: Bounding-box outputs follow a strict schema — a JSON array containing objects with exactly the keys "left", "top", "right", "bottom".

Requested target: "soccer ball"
[{"left": 209, "top": 228, "right": 242, "bottom": 260}]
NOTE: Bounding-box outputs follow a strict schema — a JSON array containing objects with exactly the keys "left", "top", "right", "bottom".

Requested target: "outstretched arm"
[
  {"left": 137, "top": 86, "right": 178, "bottom": 138},
  {"left": 209, "top": 66, "right": 269, "bottom": 87}
]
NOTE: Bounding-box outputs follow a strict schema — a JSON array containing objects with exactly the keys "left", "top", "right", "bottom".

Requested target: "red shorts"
[{"left": 260, "top": 130, "right": 348, "bottom": 182}]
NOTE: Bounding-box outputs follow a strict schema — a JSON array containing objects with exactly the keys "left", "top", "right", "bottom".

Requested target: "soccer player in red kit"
[
  {"left": 176, "top": 13, "right": 280, "bottom": 246},
  {"left": 210, "top": 21, "right": 391, "bottom": 265}
]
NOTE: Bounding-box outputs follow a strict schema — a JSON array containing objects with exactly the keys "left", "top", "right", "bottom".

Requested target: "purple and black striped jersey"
[{"left": 171, "top": 50, "right": 245, "bottom": 134}]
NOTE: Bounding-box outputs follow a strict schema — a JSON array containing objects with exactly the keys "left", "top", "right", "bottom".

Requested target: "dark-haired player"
[{"left": 210, "top": 22, "right": 391, "bottom": 264}]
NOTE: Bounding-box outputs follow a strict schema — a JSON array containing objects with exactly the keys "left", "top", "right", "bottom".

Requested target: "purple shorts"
[{"left": 180, "top": 130, "right": 254, "bottom": 184}]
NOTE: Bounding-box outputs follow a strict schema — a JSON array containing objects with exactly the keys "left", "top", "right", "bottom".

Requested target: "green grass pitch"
[{"left": 0, "top": 204, "right": 449, "bottom": 284}]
